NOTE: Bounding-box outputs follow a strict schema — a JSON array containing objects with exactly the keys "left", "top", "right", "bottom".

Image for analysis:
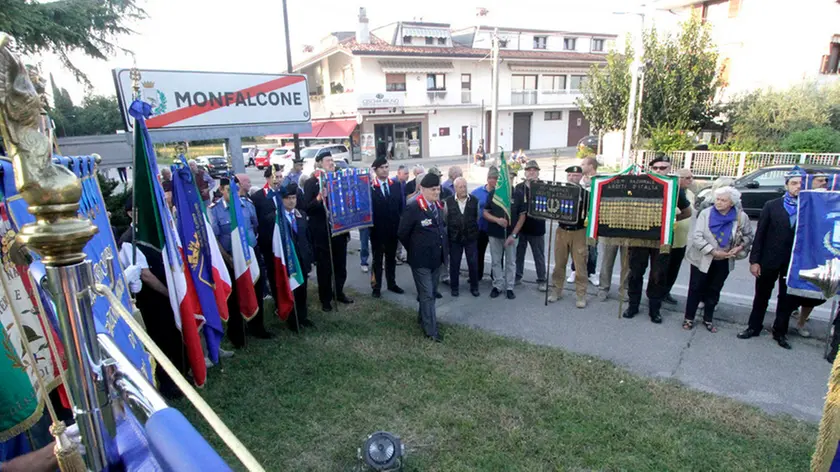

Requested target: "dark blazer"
[
  {"left": 749, "top": 197, "right": 796, "bottom": 271},
  {"left": 444, "top": 194, "right": 479, "bottom": 243},
  {"left": 370, "top": 178, "right": 404, "bottom": 241},
  {"left": 251, "top": 188, "right": 277, "bottom": 253},
  {"left": 282, "top": 208, "right": 313, "bottom": 277},
  {"left": 405, "top": 178, "right": 417, "bottom": 197},
  {"left": 398, "top": 199, "right": 446, "bottom": 270}
]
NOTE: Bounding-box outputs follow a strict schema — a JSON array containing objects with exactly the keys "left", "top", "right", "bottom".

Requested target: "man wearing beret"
[
  {"left": 302, "top": 152, "right": 353, "bottom": 311},
  {"left": 398, "top": 172, "right": 447, "bottom": 342},
  {"left": 515, "top": 160, "right": 548, "bottom": 292},
  {"left": 622, "top": 156, "right": 692, "bottom": 323},
  {"left": 549, "top": 166, "right": 590, "bottom": 308},
  {"left": 278, "top": 182, "right": 315, "bottom": 331},
  {"left": 370, "top": 157, "right": 405, "bottom": 298}
]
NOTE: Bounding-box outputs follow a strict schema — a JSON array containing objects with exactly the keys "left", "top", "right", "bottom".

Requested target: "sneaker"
[
  {"left": 396, "top": 259, "right": 404, "bottom": 266},
  {"left": 576, "top": 298, "right": 587, "bottom": 309},
  {"left": 537, "top": 282, "right": 547, "bottom": 292},
  {"left": 798, "top": 321, "right": 811, "bottom": 338},
  {"left": 597, "top": 290, "right": 608, "bottom": 302},
  {"left": 791, "top": 309, "right": 800, "bottom": 320},
  {"left": 588, "top": 274, "right": 600, "bottom": 287},
  {"left": 219, "top": 348, "right": 235, "bottom": 359},
  {"left": 506, "top": 290, "right": 516, "bottom": 300},
  {"left": 361, "top": 265, "right": 369, "bottom": 273},
  {"left": 204, "top": 357, "right": 214, "bottom": 368},
  {"left": 566, "top": 272, "right": 575, "bottom": 283}
]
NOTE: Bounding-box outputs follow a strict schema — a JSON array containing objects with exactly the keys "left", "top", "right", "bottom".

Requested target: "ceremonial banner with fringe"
[
  {"left": 228, "top": 178, "right": 260, "bottom": 321},
  {"left": 271, "top": 194, "right": 302, "bottom": 320},
  {"left": 587, "top": 165, "right": 678, "bottom": 250},
  {"left": 786, "top": 190, "right": 840, "bottom": 300},
  {"left": 322, "top": 168, "right": 373, "bottom": 235},
  {"left": 493, "top": 150, "right": 512, "bottom": 220}
]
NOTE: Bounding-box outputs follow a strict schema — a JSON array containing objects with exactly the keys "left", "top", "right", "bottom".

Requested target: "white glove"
[
  {"left": 124, "top": 264, "right": 143, "bottom": 294},
  {"left": 65, "top": 423, "right": 85, "bottom": 455}
]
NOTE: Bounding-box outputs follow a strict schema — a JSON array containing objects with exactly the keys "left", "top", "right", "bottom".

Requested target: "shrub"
[
  {"left": 647, "top": 125, "right": 695, "bottom": 152},
  {"left": 780, "top": 127, "right": 840, "bottom": 153},
  {"left": 576, "top": 146, "right": 596, "bottom": 158},
  {"left": 98, "top": 173, "right": 132, "bottom": 238}
]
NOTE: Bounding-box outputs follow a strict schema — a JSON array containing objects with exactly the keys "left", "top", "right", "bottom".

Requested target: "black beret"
[
  {"left": 280, "top": 183, "right": 299, "bottom": 198},
  {"left": 219, "top": 178, "right": 230, "bottom": 187},
  {"left": 420, "top": 172, "right": 440, "bottom": 188},
  {"left": 649, "top": 155, "right": 671, "bottom": 166},
  {"left": 372, "top": 156, "right": 389, "bottom": 169},
  {"left": 315, "top": 151, "right": 332, "bottom": 163},
  {"left": 263, "top": 164, "right": 282, "bottom": 179},
  {"left": 565, "top": 165, "right": 583, "bottom": 173}
]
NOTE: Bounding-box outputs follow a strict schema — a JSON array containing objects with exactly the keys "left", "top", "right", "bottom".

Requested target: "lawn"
[{"left": 174, "top": 290, "right": 817, "bottom": 471}]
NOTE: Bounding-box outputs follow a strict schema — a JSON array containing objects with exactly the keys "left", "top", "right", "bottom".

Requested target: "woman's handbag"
[{"left": 731, "top": 214, "right": 748, "bottom": 260}]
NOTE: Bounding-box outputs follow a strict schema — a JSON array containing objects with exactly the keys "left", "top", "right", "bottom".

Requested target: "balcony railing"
[
  {"left": 427, "top": 90, "right": 447, "bottom": 104},
  {"left": 511, "top": 89, "right": 538, "bottom": 105},
  {"left": 461, "top": 90, "right": 471, "bottom": 104}
]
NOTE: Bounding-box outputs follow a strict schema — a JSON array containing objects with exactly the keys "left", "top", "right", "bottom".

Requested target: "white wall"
[
  {"left": 428, "top": 108, "right": 484, "bottom": 156},
  {"left": 529, "top": 110, "right": 569, "bottom": 149}
]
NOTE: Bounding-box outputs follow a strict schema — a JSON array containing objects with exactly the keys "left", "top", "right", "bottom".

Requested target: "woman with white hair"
[{"left": 683, "top": 186, "right": 754, "bottom": 332}]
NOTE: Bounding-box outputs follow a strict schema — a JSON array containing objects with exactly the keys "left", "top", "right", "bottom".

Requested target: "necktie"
[
  {"left": 288, "top": 211, "right": 297, "bottom": 233},
  {"left": 383, "top": 181, "right": 390, "bottom": 198}
]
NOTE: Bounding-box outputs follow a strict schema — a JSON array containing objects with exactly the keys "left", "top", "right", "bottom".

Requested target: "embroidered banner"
[
  {"left": 787, "top": 190, "right": 840, "bottom": 299},
  {"left": 322, "top": 168, "right": 374, "bottom": 235}
]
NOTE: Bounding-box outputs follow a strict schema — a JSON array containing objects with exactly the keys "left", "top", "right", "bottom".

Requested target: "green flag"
[
  {"left": 0, "top": 326, "right": 40, "bottom": 441},
  {"left": 493, "top": 150, "right": 512, "bottom": 220},
  {"left": 133, "top": 127, "right": 165, "bottom": 251}
]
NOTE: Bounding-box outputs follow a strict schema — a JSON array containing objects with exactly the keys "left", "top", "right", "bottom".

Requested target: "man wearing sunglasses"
[{"left": 622, "top": 156, "right": 692, "bottom": 323}]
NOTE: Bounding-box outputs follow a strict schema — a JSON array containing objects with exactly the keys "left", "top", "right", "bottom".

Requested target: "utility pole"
[
  {"left": 490, "top": 28, "right": 500, "bottom": 156},
  {"left": 634, "top": 66, "right": 646, "bottom": 143},
  {"left": 619, "top": 10, "right": 646, "bottom": 168},
  {"left": 282, "top": 0, "right": 301, "bottom": 160}
]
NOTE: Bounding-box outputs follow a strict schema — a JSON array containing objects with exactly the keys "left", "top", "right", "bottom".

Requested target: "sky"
[{"left": 41, "top": 0, "right": 650, "bottom": 103}]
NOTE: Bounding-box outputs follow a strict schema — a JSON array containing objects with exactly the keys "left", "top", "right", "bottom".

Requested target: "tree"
[
  {"left": 0, "top": 0, "right": 145, "bottom": 86},
  {"left": 578, "top": 17, "right": 719, "bottom": 136},
  {"left": 50, "top": 76, "right": 125, "bottom": 136}
]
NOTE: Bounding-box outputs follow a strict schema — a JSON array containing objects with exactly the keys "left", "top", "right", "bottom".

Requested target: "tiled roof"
[{"left": 378, "top": 60, "right": 454, "bottom": 73}]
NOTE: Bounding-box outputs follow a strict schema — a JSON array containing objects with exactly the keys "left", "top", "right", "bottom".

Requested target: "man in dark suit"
[
  {"left": 251, "top": 164, "right": 283, "bottom": 301},
  {"left": 399, "top": 173, "right": 446, "bottom": 342},
  {"left": 444, "top": 176, "right": 480, "bottom": 297},
  {"left": 302, "top": 152, "right": 353, "bottom": 311},
  {"left": 738, "top": 169, "right": 803, "bottom": 349},
  {"left": 370, "top": 156, "right": 405, "bottom": 298},
  {"left": 278, "top": 183, "right": 314, "bottom": 332}
]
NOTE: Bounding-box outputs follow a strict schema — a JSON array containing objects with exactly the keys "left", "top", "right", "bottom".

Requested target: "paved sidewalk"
[{"left": 338, "top": 236, "right": 831, "bottom": 423}]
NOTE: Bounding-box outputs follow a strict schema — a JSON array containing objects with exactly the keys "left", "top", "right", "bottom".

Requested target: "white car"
[
  {"left": 298, "top": 145, "right": 352, "bottom": 185},
  {"left": 269, "top": 146, "right": 295, "bottom": 167}
]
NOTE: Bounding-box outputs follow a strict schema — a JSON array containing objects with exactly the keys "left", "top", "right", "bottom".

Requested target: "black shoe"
[
  {"left": 321, "top": 303, "right": 333, "bottom": 312},
  {"left": 650, "top": 312, "right": 663, "bottom": 324},
  {"left": 774, "top": 335, "right": 792, "bottom": 350},
  {"left": 622, "top": 307, "right": 639, "bottom": 319},
  {"left": 301, "top": 320, "right": 315, "bottom": 329},
  {"left": 441, "top": 278, "right": 450, "bottom": 286},
  {"left": 388, "top": 285, "right": 405, "bottom": 294},
  {"left": 506, "top": 290, "right": 516, "bottom": 300},
  {"left": 337, "top": 294, "right": 354, "bottom": 304},
  {"left": 434, "top": 292, "right": 443, "bottom": 299},
  {"left": 490, "top": 288, "right": 501, "bottom": 298},
  {"left": 251, "top": 329, "right": 274, "bottom": 339},
  {"left": 372, "top": 288, "right": 381, "bottom": 298},
  {"left": 451, "top": 289, "right": 459, "bottom": 297},
  {"left": 737, "top": 327, "right": 761, "bottom": 339},
  {"left": 663, "top": 294, "right": 678, "bottom": 305},
  {"left": 427, "top": 334, "right": 443, "bottom": 343},
  {"left": 471, "top": 288, "right": 480, "bottom": 297}
]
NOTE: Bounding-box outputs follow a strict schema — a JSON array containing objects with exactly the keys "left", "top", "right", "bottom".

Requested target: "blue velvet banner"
[
  {"left": 787, "top": 190, "right": 840, "bottom": 299},
  {"left": 323, "top": 168, "right": 373, "bottom": 235},
  {"left": 0, "top": 157, "right": 155, "bottom": 382}
]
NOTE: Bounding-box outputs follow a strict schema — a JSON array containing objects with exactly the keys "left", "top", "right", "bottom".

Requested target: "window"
[
  {"left": 386, "top": 73, "right": 407, "bottom": 92},
  {"left": 461, "top": 74, "right": 471, "bottom": 90},
  {"left": 403, "top": 36, "right": 412, "bottom": 44},
  {"left": 544, "top": 75, "right": 566, "bottom": 91},
  {"left": 752, "top": 170, "right": 787, "bottom": 188},
  {"left": 545, "top": 111, "right": 563, "bottom": 121},
  {"left": 425, "top": 37, "right": 434, "bottom": 45},
  {"left": 437, "top": 37, "right": 446, "bottom": 45},
  {"left": 498, "top": 39, "right": 509, "bottom": 48},
  {"left": 439, "top": 128, "right": 450, "bottom": 137},
  {"left": 570, "top": 75, "right": 588, "bottom": 91},
  {"left": 821, "top": 42, "right": 840, "bottom": 74},
  {"left": 427, "top": 73, "right": 446, "bottom": 91},
  {"left": 533, "top": 35, "right": 547, "bottom": 50},
  {"left": 511, "top": 74, "right": 537, "bottom": 90},
  {"left": 564, "top": 37, "right": 577, "bottom": 50},
  {"left": 592, "top": 39, "right": 605, "bottom": 52}
]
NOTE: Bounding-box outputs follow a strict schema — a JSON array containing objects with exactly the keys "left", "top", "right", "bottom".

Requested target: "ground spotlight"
[{"left": 358, "top": 431, "right": 405, "bottom": 471}]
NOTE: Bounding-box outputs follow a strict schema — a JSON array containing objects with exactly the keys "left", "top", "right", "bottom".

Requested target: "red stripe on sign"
[{"left": 146, "top": 75, "right": 306, "bottom": 129}]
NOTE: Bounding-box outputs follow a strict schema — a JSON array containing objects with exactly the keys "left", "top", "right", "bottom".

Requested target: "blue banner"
[
  {"left": 787, "top": 190, "right": 840, "bottom": 299},
  {"left": 171, "top": 165, "right": 225, "bottom": 364},
  {"left": 0, "top": 157, "right": 155, "bottom": 382},
  {"left": 323, "top": 168, "right": 373, "bottom": 235}
]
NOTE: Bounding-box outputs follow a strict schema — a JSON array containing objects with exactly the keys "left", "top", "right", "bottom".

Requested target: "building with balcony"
[
  {"left": 654, "top": 0, "right": 840, "bottom": 99},
  {"left": 292, "top": 8, "right": 616, "bottom": 160}
]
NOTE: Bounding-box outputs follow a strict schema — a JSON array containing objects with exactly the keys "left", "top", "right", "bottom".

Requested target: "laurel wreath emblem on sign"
[
  {"left": 823, "top": 232, "right": 840, "bottom": 257},
  {"left": 155, "top": 90, "right": 167, "bottom": 115}
]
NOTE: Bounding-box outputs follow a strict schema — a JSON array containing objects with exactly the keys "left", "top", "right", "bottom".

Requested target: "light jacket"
[{"left": 685, "top": 206, "right": 754, "bottom": 274}]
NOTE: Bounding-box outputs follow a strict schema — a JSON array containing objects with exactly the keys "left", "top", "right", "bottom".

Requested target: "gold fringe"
[{"left": 811, "top": 349, "right": 840, "bottom": 472}]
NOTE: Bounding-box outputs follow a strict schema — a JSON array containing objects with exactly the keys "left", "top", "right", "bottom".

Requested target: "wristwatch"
[{"left": 511, "top": 233, "right": 519, "bottom": 239}]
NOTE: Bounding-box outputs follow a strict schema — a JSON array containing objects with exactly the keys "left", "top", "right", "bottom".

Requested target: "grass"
[{"left": 174, "top": 290, "right": 817, "bottom": 471}]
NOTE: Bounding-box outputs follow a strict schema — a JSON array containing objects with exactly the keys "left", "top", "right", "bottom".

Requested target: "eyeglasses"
[{"left": 651, "top": 166, "right": 669, "bottom": 171}]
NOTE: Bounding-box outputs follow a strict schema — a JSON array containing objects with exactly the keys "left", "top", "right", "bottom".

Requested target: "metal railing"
[
  {"left": 632, "top": 150, "right": 840, "bottom": 178},
  {"left": 426, "top": 90, "right": 447, "bottom": 104},
  {"left": 511, "top": 89, "right": 538, "bottom": 105},
  {"left": 461, "top": 90, "right": 471, "bottom": 104}
]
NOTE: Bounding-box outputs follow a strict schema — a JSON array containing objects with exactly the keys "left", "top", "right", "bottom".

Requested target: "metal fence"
[{"left": 632, "top": 150, "right": 840, "bottom": 178}]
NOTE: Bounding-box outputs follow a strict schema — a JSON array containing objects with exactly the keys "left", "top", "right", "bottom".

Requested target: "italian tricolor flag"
[
  {"left": 228, "top": 179, "right": 260, "bottom": 320},
  {"left": 272, "top": 197, "right": 304, "bottom": 320},
  {"left": 203, "top": 211, "right": 232, "bottom": 322}
]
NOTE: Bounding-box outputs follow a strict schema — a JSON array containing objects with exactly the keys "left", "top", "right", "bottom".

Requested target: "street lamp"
[{"left": 613, "top": 7, "right": 648, "bottom": 168}]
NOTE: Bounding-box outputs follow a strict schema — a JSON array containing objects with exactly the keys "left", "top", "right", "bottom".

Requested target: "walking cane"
[
  {"left": 544, "top": 151, "right": 559, "bottom": 306},
  {"left": 618, "top": 245, "right": 630, "bottom": 319}
]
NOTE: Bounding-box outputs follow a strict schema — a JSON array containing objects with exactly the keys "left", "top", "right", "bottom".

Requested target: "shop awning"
[
  {"left": 270, "top": 118, "right": 357, "bottom": 139},
  {"left": 379, "top": 60, "right": 454, "bottom": 74}
]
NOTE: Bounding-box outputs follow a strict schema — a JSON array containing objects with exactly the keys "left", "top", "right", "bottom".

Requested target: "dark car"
[
  {"left": 695, "top": 164, "right": 840, "bottom": 217},
  {"left": 577, "top": 135, "right": 599, "bottom": 152},
  {"left": 197, "top": 155, "right": 231, "bottom": 179}
]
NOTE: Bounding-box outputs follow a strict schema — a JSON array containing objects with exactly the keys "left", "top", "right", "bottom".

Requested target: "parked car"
[
  {"left": 577, "top": 135, "right": 599, "bottom": 153},
  {"left": 269, "top": 146, "right": 296, "bottom": 167},
  {"left": 253, "top": 148, "right": 276, "bottom": 170},
  {"left": 695, "top": 164, "right": 840, "bottom": 217},
  {"left": 300, "top": 144, "right": 351, "bottom": 166},
  {"left": 195, "top": 155, "right": 230, "bottom": 179},
  {"left": 298, "top": 150, "right": 351, "bottom": 185}
]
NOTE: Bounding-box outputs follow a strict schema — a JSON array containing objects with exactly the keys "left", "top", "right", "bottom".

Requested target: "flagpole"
[
  {"left": 318, "top": 171, "right": 339, "bottom": 311},
  {"left": 545, "top": 152, "right": 558, "bottom": 306},
  {"left": 130, "top": 68, "right": 141, "bottom": 266}
]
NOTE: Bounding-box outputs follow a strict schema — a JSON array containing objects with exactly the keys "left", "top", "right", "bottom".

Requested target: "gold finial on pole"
[
  {"left": 0, "top": 33, "right": 97, "bottom": 265},
  {"left": 130, "top": 67, "right": 141, "bottom": 101}
]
